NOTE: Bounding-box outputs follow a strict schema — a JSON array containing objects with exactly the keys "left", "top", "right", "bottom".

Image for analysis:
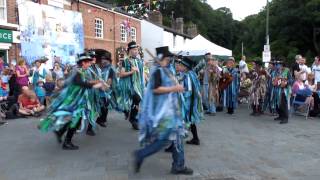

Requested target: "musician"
[
  {"left": 175, "top": 56, "right": 204, "bottom": 145},
  {"left": 119, "top": 41, "right": 144, "bottom": 130},
  {"left": 204, "top": 56, "right": 221, "bottom": 115},
  {"left": 193, "top": 52, "right": 212, "bottom": 111},
  {"left": 263, "top": 61, "right": 277, "bottom": 114},
  {"left": 38, "top": 53, "right": 103, "bottom": 150},
  {"left": 271, "top": 60, "right": 292, "bottom": 124},
  {"left": 222, "top": 57, "right": 240, "bottom": 114},
  {"left": 250, "top": 60, "right": 267, "bottom": 116},
  {"left": 133, "top": 46, "right": 193, "bottom": 175}
]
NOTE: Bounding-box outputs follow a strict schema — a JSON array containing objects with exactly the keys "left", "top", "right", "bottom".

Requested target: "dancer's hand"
[
  {"left": 93, "top": 82, "right": 103, "bottom": 89},
  {"left": 173, "top": 85, "right": 184, "bottom": 92}
]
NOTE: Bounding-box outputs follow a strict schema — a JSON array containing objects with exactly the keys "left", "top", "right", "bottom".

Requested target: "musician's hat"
[
  {"left": 179, "top": 56, "right": 194, "bottom": 69},
  {"left": 127, "top": 41, "right": 138, "bottom": 51},
  {"left": 101, "top": 53, "right": 112, "bottom": 62},
  {"left": 35, "top": 56, "right": 49, "bottom": 64},
  {"left": 77, "top": 52, "right": 93, "bottom": 65},
  {"left": 156, "top": 46, "right": 174, "bottom": 60},
  {"left": 226, "top": 56, "right": 235, "bottom": 62}
]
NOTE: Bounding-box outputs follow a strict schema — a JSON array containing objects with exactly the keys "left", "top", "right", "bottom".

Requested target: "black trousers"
[
  {"left": 129, "top": 93, "right": 141, "bottom": 124},
  {"left": 276, "top": 92, "right": 288, "bottom": 121},
  {"left": 56, "top": 120, "right": 81, "bottom": 143},
  {"left": 190, "top": 124, "right": 199, "bottom": 140},
  {"left": 96, "top": 97, "right": 109, "bottom": 124}
]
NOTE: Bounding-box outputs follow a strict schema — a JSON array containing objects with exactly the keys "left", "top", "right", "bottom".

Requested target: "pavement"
[{"left": 0, "top": 105, "right": 320, "bottom": 180}]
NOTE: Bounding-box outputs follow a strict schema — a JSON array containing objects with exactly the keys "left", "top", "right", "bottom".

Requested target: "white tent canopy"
[{"left": 174, "top": 35, "right": 232, "bottom": 56}]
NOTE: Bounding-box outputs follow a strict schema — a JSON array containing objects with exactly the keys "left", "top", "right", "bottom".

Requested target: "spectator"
[
  {"left": 54, "top": 78, "right": 64, "bottom": 93},
  {"left": 18, "top": 86, "right": 45, "bottom": 116},
  {"left": 0, "top": 57, "right": 4, "bottom": 73},
  {"left": 239, "top": 55, "right": 249, "bottom": 75},
  {"left": 312, "top": 56, "right": 320, "bottom": 84},
  {"left": 43, "top": 75, "right": 55, "bottom": 106},
  {"left": 292, "top": 54, "right": 302, "bottom": 79},
  {"left": 15, "top": 59, "right": 29, "bottom": 88},
  {"left": 0, "top": 77, "right": 8, "bottom": 101},
  {"left": 52, "top": 62, "right": 64, "bottom": 81},
  {"left": 34, "top": 80, "right": 45, "bottom": 105},
  {"left": 292, "top": 74, "right": 313, "bottom": 109},
  {"left": 294, "top": 57, "right": 310, "bottom": 82},
  {"left": 31, "top": 59, "right": 46, "bottom": 86},
  {"left": 305, "top": 73, "right": 316, "bottom": 91}
]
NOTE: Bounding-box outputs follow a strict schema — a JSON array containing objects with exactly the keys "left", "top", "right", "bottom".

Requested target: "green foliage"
[{"left": 104, "top": 0, "right": 320, "bottom": 64}]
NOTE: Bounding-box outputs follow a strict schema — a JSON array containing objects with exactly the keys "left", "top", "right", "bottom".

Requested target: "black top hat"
[
  {"left": 77, "top": 53, "right": 93, "bottom": 65},
  {"left": 87, "top": 50, "right": 96, "bottom": 58},
  {"left": 156, "top": 46, "right": 174, "bottom": 60},
  {"left": 179, "top": 56, "right": 194, "bottom": 69},
  {"left": 127, "top": 41, "right": 138, "bottom": 51},
  {"left": 36, "top": 56, "right": 48, "bottom": 63},
  {"left": 101, "top": 53, "right": 112, "bottom": 62}
]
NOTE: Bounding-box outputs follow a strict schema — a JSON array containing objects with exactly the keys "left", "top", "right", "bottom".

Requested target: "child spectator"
[
  {"left": 0, "top": 78, "right": 8, "bottom": 101},
  {"left": 34, "top": 80, "right": 46, "bottom": 105},
  {"left": 18, "top": 86, "right": 45, "bottom": 116},
  {"left": 43, "top": 75, "right": 55, "bottom": 106}
]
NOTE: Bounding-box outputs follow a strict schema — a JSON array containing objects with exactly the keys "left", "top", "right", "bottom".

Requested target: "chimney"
[
  {"left": 175, "top": 17, "right": 184, "bottom": 34},
  {"left": 148, "top": 11, "right": 163, "bottom": 25},
  {"left": 186, "top": 23, "right": 198, "bottom": 38}
]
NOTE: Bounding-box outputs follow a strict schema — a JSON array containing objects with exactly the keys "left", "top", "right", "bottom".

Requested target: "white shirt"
[
  {"left": 239, "top": 60, "right": 249, "bottom": 74},
  {"left": 312, "top": 64, "right": 320, "bottom": 83}
]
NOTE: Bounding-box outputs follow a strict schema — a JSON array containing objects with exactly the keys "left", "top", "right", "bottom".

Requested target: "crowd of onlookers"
[{"left": 0, "top": 57, "right": 73, "bottom": 125}]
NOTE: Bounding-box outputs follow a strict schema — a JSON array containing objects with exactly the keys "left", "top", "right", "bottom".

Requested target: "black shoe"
[
  {"left": 54, "top": 131, "right": 62, "bottom": 144},
  {"left": 274, "top": 117, "right": 282, "bottom": 121},
  {"left": 186, "top": 139, "right": 200, "bottom": 145},
  {"left": 34, "top": 112, "right": 41, "bottom": 117},
  {"left": 133, "top": 151, "right": 143, "bottom": 173},
  {"left": 97, "top": 121, "right": 107, "bottom": 128},
  {"left": 131, "top": 122, "right": 139, "bottom": 130},
  {"left": 86, "top": 129, "right": 96, "bottom": 136},
  {"left": 62, "top": 142, "right": 79, "bottom": 150},
  {"left": 279, "top": 120, "right": 288, "bottom": 124},
  {"left": 171, "top": 166, "right": 193, "bottom": 175}
]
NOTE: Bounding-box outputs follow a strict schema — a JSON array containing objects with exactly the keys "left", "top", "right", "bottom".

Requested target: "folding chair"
[{"left": 291, "top": 95, "right": 311, "bottom": 120}]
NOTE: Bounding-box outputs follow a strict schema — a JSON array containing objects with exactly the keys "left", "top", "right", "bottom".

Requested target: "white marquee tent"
[{"left": 174, "top": 35, "right": 232, "bottom": 56}]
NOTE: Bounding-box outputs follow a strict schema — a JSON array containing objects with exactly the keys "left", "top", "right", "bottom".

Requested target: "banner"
[{"left": 18, "top": 1, "right": 85, "bottom": 67}]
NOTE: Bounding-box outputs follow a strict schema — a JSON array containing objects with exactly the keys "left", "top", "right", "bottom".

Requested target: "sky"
[{"left": 207, "top": 0, "right": 267, "bottom": 20}]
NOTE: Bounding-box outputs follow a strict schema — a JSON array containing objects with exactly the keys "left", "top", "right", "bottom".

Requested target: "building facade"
[
  {"left": 72, "top": 0, "right": 141, "bottom": 62},
  {"left": 0, "top": 0, "right": 20, "bottom": 63}
]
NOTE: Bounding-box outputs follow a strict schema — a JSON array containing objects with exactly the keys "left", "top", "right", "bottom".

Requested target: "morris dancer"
[
  {"left": 118, "top": 41, "right": 144, "bottom": 130},
  {"left": 38, "top": 53, "right": 104, "bottom": 150},
  {"left": 176, "top": 56, "right": 203, "bottom": 145},
  {"left": 86, "top": 50, "right": 103, "bottom": 136},
  {"left": 223, "top": 57, "right": 240, "bottom": 114},
  {"left": 96, "top": 54, "right": 116, "bottom": 127},
  {"left": 250, "top": 60, "right": 267, "bottom": 116},
  {"left": 133, "top": 46, "right": 193, "bottom": 175}
]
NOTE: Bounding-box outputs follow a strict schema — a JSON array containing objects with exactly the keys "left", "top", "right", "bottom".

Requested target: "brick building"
[
  {"left": 0, "top": 0, "right": 20, "bottom": 63},
  {"left": 71, "top": 0, "right": 141, "bottom": 61}
]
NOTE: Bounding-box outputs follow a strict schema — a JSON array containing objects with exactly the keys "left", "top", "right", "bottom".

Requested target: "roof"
[
  {"left": 80, "top": 0, "right": 141, "bottom": 20},
  {"left": 146, "top": 20, "right": 193, "bottom": 39}
]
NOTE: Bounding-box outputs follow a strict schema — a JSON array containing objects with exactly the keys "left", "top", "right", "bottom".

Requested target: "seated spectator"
[
  {"left": 292, "top": 74, "right": 314, "bottom": 110},
  {"left": 305, "top": 73, "right": 316, "bottom": 91},
  {"left": 34, "top": 80, "right": 45, "bottom": 105},
  {"left": 18, "top": 86, "right": 45, "bottom": 116},
  {"left": 43, "top": 75, "right": 55, "bottom": 106},
  {"left": 0, "top": 78, "right": 8, "bottom": 101}
]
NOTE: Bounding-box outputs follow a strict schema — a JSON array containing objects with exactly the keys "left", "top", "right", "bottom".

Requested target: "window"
[
  {"left": 95, "top": 18, "right": 103, "bottom": 38},
  {"left": 131, "top": 27, "right": 136, "bottom": 42},
  {"left": 120, "top": 24, "right": 127, "bottom": 42},
  {"left": 0, "top": 0, "right": 7, "bottom": 22}
]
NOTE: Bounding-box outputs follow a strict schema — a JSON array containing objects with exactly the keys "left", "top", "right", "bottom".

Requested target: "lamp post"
[
  {"left": 266, "top": 0, "right": 270, "bottom": 45},
  {"left": 263, "top": 0, "right": 271, "bottom": 66}
]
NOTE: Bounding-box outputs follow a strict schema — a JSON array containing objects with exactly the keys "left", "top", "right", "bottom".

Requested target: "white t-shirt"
[
  {"left": 312, "top": 64, "right": 320, "bottom": 83},
  {"left": 239, "top": 60, "right": 249, "bottom": 74}
]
